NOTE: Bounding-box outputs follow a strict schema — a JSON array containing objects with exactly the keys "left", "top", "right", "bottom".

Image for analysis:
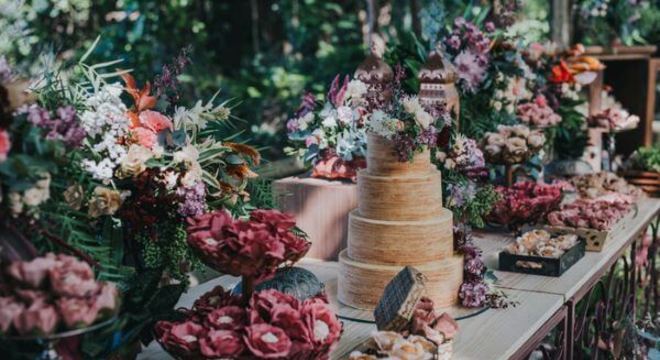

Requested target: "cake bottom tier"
[{"left": 338, "top": 250, "right": 464, "bottom": 310}]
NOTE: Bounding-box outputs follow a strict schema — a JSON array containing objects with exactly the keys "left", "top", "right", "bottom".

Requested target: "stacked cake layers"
[{"left": 338, "top": 134, "right": 463, "bottom": 310}]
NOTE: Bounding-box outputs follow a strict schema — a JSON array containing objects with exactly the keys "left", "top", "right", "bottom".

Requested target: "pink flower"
[
  {"left": 130, "top": 127, "right": 157, "bottom": 149},
  {"left": 244, "top": 323, "right": 292, "bottom": 359},
  {"left": 7, "top": 254, "right": 57, "bottom": 288},
  {"left": 301, "top": 299, "right": 342, "bottom": 349},
  {"left": 155, "top": 320, "right": 206, "bottom": 356},
  {"left": 56, "top": 297, "right": 99, "bottom": 328},
  {"left": 139, "top": 110, "right": 173, "bottom": 133},
  {"left": 49, "top": 255, "right": 99, "bottom": 298},
  {"left": 0, "top": 129, "right": 10, "bottom": 162},
  {"left": 14, "top": 289, "right": 48, "bottom": 304},
  {"left": 249, "top": 289, "right": 300, "bottom": 324},
  {"left": 193, "top": 285, "right": 241, "bottom": 316},
  {"left": 199, "top": 329, "right": 246, "bottom": 358},
  {"left": 0, "top": 297, "right": 24, "bottom": 333},
  {"left": 205, "top": 306, "right": 247, "bottom": 330},
  {"left": 453, "top": 50, "right": 487, "bottom": 92},
  {"left": 94, "top": 282, "right": 119, "bottom": 314},
  {"left": 13, "top": 301, "right": 59, "bottom": 336}
]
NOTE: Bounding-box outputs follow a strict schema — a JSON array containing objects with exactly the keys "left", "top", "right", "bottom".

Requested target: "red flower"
[
  {"left": 155, "top": 320, "right": 206, "bottom": 357},
  {"left": 13, "top": 301, "right": 59, "bottom": 336},
  {"left": 244, "top": 324, "right": 292, "bottom": 359},
  {"left": 0, "top": 128, "right": 10, "bottom": 162},
  {"left": 199, "top": 329, "right": 245, "bottom": 358},
  {"left": 549, "top": 60, "right": 574, "bottom": 84},
  {"left": 139, "top": 110, "right": 173, "bottom": 133},
  {"left": 205, "top": 306, "right": 247, "bottom": 330}
]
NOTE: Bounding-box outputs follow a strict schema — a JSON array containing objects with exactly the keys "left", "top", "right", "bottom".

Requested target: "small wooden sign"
[{"left": 373, "top": 266, "right": 427, "bottom": 331}]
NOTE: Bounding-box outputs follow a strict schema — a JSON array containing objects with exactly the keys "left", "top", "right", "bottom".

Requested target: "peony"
[
  {"left": 138, "top": 110, "right": 173, "bottom": 133},
  {"left": 49, "top": 255, "right": 99, "bottom": 298},
  {"left": 0, "top": 297, "right": 24, "bottom": 333},
  {"left": 13, "top": 301, "right": 59, "bottom": 336},
  {"left": 244, "top": 324, "right": 292, "bottom": 359},
  {"left": 56, "top": 297, "right": 99, "bottom": 328},
  {"left": 205, "top": 306, "right": 247, "bottom": 330},
  {"left": 199, "top": 329, "right": 245, "bottom": 358},
  {"left": 0, "top": 129, "right": 10, "bottom": 162},
  {"left": 7, "top": 255, "right": 57, "bottom": 288},
  {"left": 527, "top": 131, "right": 545, "bottom": 150},
  {"left": 88, "top": 186, "right": 123, "bottom": 218}
]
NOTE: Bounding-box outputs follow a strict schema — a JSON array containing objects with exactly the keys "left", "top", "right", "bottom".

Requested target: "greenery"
[{"left": 624, "top": 146, "right": 660, "bottom": 172}]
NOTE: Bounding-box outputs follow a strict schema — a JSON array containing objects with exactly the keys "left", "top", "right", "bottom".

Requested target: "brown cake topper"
[
  {"left": 354, "top": 44, "right": 394, "bottom": 106},
  {"left": 418, "top": 49, "right": 460, "bottom": 126}
]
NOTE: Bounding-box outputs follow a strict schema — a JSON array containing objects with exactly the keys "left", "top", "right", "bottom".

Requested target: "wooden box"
[
  {"left": 499, "top": 240, "right": 585, "bottom": 277},
  {"left": 544, "top": 207, "right": 637, "bottom": 251},
  {"left": 273, "top": 176, "right": 357, "bottom": 260}
]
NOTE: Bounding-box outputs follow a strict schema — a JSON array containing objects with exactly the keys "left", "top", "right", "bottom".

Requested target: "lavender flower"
[
  {"left": 418, "top": 126, "right": 438, "bottom": 147},
  {"left": 176, "top": 181, "right": 207, "bottom": 218},
  {"left": 26, "top": 105, "right": 86, "bottom": 148},
  {"left": 459, "top": 281, "right": 488, "bottom": 308},
  {"left": 465, "top": 257, "right": 485, "bottom": 277},
  {"left": 154, "top": 46, "right": 192, "bottom": 104},
  {"left": 454, "top": 51, "right": 488, "bottom": 92}
]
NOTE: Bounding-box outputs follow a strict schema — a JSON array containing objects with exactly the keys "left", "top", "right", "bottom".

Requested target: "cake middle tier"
[
  {"left": 347, "top": 209, "right": 454, "bottom": 265},
  {"left": 357, "top": 170, "right": 444, "bottom": 221},
  {"left": 338, "top": 250, "right": 464, "bottom": 310}
]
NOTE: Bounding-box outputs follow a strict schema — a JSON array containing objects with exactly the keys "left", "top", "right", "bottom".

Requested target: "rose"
[
  {"left": 244, "top": 324, "right": 292, "bottom": 359},
  {"left": 13, "top": 301, "right": 59, "bottom": 336},
  {"left": 94, "top": 282, "right": 119, "bottom": 314},
  {"left": 56, "top": 298, "right": 99, "bottom": 328},
  {"left": 509, "top": 125, "right": 530, "bottom": 138},
  {"left": 527, "top": 131, "right": 545, "bottom": 150},
  {"left": 485, "top": 133, "right": 506, "bottom": 147},
  {"left": 88, "top": 186, "right": 123, "bottom": 218},
  {"left": 205, "top": 306, "right": 247, "bottom": 330},
  {"left": 6, "top": 254, "right": 57, "bottom": 288},
  {"left": 155, "top": 321, "right": 206, "bottom": 356},
  {"left": 503, "top": 137, "right": 528, "bottom": 163},
  {"left": 199, "top": 329, "right": 245, "bottom": 358},
  {"left": 63, "top": 184, "right": 84, "bottom": 210},
  {"left": 139, "top": 110, "right": 173, "bottom": 133},
  {"left": 49, "top": 255, "right": 99, "bottom": 298},
  {"left": 116, "top": 144, "right": 152, "bottom": 179},
  {"left": 0, "top": 129, "right": 10, "bottom": 162},
  {"left": 0, "top": 297, "right": 24, "bottom": 333}
]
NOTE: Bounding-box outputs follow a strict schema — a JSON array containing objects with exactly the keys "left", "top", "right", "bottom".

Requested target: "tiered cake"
[{"left": 338, "top": 133, "right": 464, "bottom": 310}]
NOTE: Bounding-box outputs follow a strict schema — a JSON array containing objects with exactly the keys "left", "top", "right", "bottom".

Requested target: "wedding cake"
[{"left": 338, "top": 52, "right": 463, "bottom": 310}]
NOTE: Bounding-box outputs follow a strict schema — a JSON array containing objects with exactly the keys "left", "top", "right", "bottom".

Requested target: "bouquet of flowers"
[
  {"left": 481, "top": 125, "right": 545, "bottom": 165},
  {"left": 286, "top": 75, "right": 369, "bottom": 180},
  {"left": 0, "top": 253, "right": 119, "bottom": 336},
  {"left": 516, "top": 95, "right": 561, "bottom": 128},
  {"left": 155, "top": 288, "right": 342, "bottom": 359},
  {"left": 487, "top": 181, "right": 564, "bottom": 231},
  {"left": 547, "top": 198, "right": 632, "bottom": 230}
]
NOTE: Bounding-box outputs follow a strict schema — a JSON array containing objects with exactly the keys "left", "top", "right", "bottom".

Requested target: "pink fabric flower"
[
  {"left": 244, "top": 323, "right": 293, "bottom": 359},
  {"left": 0, "top": 297, "right": 24, "bottom": 333},
  {"left": 49, "top": 255, "right": 99, "bottom": 298},
  {"left": 192, "top": 285, "right": 242, "bottom": 316},
  {"left": 155, "top": 320, "right": 206, "bottom": 356},
  {"left": 516, "top": 95, "right": 561, "bottom": 128},
  {"left": 249, "top": 289, "right": 300, "bottom": 323},
  {"left": 56, "top": 297, "right": 99, "bottom": 328},
  {"left": 205, "top": 306, "right": 247, "bottom": 330},
  {"left": 0, "top": 129, "right": 10, "bottom": 162},
  {"left": 199, "top": 329, "right": 245, "bottom": 358},
  {"left": 301, "top": 299, "right": 342, "bottom": 349},
  {"left": 139, "top": 110, "right": 173, "bottom": 133},
  {"left": 94, "top": 282, "right": 119, "bottom": 314},
  {"left": 13, "top": 301, "right": 59, "bottom": 336}
]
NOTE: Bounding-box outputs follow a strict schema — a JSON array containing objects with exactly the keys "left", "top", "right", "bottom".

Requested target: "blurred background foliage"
[{"left": 4, "top": 0, "right": 657, "bottom": 159}]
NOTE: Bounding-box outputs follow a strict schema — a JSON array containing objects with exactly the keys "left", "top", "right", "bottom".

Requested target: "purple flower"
[
  {"left": 459, "top": 281, "right": 488, "bottom": 308},
  {"left": 465, "top": 257, "right": 485, "bottom": 276},
  {"left": 447, "top": 35, "right": 461, "bottom": 50},
  {"left": 453, "top": 51, "right": 488, "bottom": 92},
  {"left": 392, "top": 133, "right": 416, "bottom": 162},
  {"left": 418, "top": 126, "right": 438, "bottom": 147},
  {"left": 177, "top": 181, "right": 207, "bottom": 218},
  {"left": 26, "top": 105, "right": 86, "bottom": 147},
  {"left": 286, "top": 119, "right": 299, "bottom": 133},
  {"left": 295, "top": 92, "right": 317, "bottom": 118},
  {"left": 485, "top": 21, "right": 496, "bottom": 33}
]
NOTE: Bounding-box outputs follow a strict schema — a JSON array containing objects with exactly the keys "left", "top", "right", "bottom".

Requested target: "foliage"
[
  {"left": 573, "top": 0, "right": 657, "bottom": 46},
  {"left": 554, "top": 99, "right": 590, "bottom": 160},
  {"left": 623, "top": 146, "right": 660, "bottom": 172}
]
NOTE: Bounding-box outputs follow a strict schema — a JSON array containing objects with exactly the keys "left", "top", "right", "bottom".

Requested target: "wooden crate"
[
  {"left": 544, "top": 207, "right": 637, "bottom": 252},
  {"left": 273, "top": 176, "right": 357, "bottom": 261}
]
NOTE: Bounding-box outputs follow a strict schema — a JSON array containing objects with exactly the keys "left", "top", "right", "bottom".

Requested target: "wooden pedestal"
[{"left": 273, "top": 176, "right": 357, "bottom": 261}]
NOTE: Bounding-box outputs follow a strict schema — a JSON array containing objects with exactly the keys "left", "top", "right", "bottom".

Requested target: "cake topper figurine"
[{"left": 418, "top": 48, "right": 460, "bottom": 125}]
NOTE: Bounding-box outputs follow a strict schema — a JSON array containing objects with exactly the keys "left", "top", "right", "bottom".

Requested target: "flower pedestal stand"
[{"left": 273, "top": 176, "right": 357, "bottom": 260}]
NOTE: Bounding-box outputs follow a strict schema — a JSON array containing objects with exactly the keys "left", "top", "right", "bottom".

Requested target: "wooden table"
[{"left": 139, "top": 198, "right": 660, "bottom": 360}]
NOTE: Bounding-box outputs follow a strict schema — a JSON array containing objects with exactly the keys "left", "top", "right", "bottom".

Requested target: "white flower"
[
  {"left": 173, "top": 144, "right": 200, "bottom": 165},
  {"left": 492, "top": 101, "right": 503, "bottom": 111},
  {"left": 22, "top": 187, "right": 49, "bottom": 207},
  {"left": 321, "top": 115, "right": 338, "bottom": 128},
  {"left": 163, "top": 171, "right": 179, "bottom": 190},
  {"left": 345, "top": 80, "right": 368, "bottom": 104},
  {"left": 414, "top": 109, "right": 433, "bottom": 129},
  {"left": 368, "top": 110, "right": 397, "bottom": 138},
  {"left": 8, "top": 192, "right": 23, "bottom": 216},
  {"left": 337, "top": 106, "right": 354, "bottom": 124},
  {"left": 82, "top": 158, "right": 116, "bottom": 183},
  {"left": 297, "top": 112, "right": 315, "bottom": 131},
  {"left": 402, "top": 96, "right": 423, "bottom": 115}
]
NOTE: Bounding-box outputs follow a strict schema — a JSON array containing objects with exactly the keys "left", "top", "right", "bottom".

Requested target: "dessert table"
[{"left": 139, "top": 198, "right": 659, "bottom": 360}]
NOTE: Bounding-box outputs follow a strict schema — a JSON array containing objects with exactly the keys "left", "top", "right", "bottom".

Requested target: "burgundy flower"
[
  {"left": 459, "top": 282, "right": 488, "bottom": 308},
  {"left": 249, "top": 289, "right": 300, "bottom": 323},
  {"left": 13, "top": 301, "right": 59, "bottom": 336},
  {"left": 205, "top": 306, "right": 247, "bottom": 330},
  {"left": 193, "top": 286, "right": 241, "bottom": 316},
  {"left": 250, "top": 209, "right": 297, "bottom": 230},
  {"left": 244, "top": 324, "right": 292, "bottom": 359},
  {"left": 0, "top": 297, "right": 24, "bottom": 333},
  {"left": 56, "top": 297, "right": 99, "bottom": 328},
  {"left": 155, "top": 320, "right": 206, "bottom": 356},
  {"left": 199, "top": 329, "right": 245, "bottom": 358}
]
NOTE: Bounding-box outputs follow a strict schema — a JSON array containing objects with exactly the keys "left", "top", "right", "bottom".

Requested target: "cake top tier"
[{"left": 366, "top": 134, "right": 435, "bottom": 176}]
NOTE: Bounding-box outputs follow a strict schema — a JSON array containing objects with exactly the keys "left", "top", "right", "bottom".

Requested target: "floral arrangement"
[
  {"left": 349, "top": 297, "right": 457, "bottom": 359},
  {"left": 435, "top": 134, "right": 487, "bottom": 178},
  {"left": 622, "top": 147, "right": 660, "bottom": 173},
  {"left": 369, "top": 92, "right": 450, "bottom": 162},
  {"left": 505, "top": 230, "right": 579, "bottom": 258},
  {"left": 547, "top": 198, "right": 632, "bottom": 230},
  {"left": 587, "top": 107, "right": 640, "bottom": 131},
  {"left": 443, "top": 17, "right": 492, "bottom": 93},
  {"left": 155, "top": 287, "right": 341, "bottom": 359},
  {"left": 481, "top": 125, "right": 545, "bottom": 165},
  {"left": 286, "top": 75, "right": 369, "bottom": 180},
  {"left": 570, "top": 172, "right": 644, "bottom": 199},
  {"left": 0, "top": 253, "right": 119, "bottom": 336},
  {"left": 487, "top": 181, "right": 564, "bottom": 230},
  {"left": 516, "top": 95, "right": 561, "bottom": 128},
  {"left": 186, "top": 209, "right": 311, "bottom": 284}
]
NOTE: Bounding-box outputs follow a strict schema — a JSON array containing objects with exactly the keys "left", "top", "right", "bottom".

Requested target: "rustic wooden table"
[{"left": 138, "top": 198, "right": 660, "bottom": 360}]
